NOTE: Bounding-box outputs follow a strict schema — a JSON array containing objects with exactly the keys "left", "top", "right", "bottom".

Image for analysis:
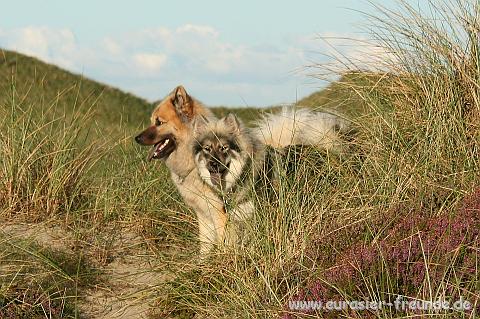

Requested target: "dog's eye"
[
  {"left": 155, "top": 118, "right": 164, "bottom": 126},
  {"left": 203, "top": 145, "right": 211, "bottom": 152},
  {"left": 221, "top": 145, "right": 229, "bottom": 152}
]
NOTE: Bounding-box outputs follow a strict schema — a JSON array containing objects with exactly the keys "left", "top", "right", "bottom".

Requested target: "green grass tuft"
[{"left": 2, "top": 0, "right": 480, "bottom": 317}]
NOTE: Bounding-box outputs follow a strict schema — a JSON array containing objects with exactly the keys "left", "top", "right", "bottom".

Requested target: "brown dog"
[{"left": 135, "top": 86, "right": 227, "bottom": 255}]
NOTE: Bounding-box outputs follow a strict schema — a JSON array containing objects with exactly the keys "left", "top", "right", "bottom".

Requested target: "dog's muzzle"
[
  {"left": 207, "top": 159, "right": 229, "bottom": 188},
  {"left": 135, "top": 131, "right": 177, "bottom": 161}
]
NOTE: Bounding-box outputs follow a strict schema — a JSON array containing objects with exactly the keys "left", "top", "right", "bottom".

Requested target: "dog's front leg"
[
  {"left": 211, "top": 206, "right": 227, "bottom": 246},
  {"left": 196, "top": 201, "right": 227, "bottom": 255},
  {"left": 197, "top": 212, "right": 215, "bottom": 255}
]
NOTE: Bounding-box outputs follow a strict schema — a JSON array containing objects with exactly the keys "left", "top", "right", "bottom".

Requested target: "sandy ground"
[{"left": 0, "top": 221, "right": 168, "bottom": 319}]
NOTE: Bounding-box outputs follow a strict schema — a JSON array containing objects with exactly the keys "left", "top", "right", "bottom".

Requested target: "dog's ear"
[
  {"left": 192, "top": 114, "right": 209, "bottom": 134},
  {"left": 172, "top": 85, "right": 193, "bottom": 122},
  {"left": 222, "top": 113, "right": 241, "bottom": 135}
]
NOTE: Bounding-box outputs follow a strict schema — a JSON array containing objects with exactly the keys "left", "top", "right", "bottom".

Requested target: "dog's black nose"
[{"left": 135, "top": 135, "right": 143, "bottom": 144}]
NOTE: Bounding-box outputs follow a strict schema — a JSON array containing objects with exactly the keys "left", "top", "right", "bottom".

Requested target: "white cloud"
[
  {"left": 133, "top": 53, "right": 167, "bottom": 72},
  {"left": 294, "top": 32, "right": 396, "bottom": 73},
  {"left": 103, "top": 37, "right": 123, "bottom": 55},
  {"left": 0, "top": 24, "right": 381, "bottom": 105},
  {"left": 177, "top": 24, "right": 218, "bottom": 37},
  {"left": 103, "top": 25, "right": 306, "bottom": 81},
  {"left": 0, "top": 26, "right": 79, "bottom": 70}
]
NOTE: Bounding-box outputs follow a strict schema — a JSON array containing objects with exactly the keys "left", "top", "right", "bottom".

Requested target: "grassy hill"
[
  {"left": 0, "top": 51, "right": 179, "bottom": 317},
  {"left": 297, "top": 72, "right": 372, "bottom": 115},
  {"left": 2, "top": 2, "right": 480, "bottom": 315},
  {"left": 0, "top": 50, "right": 152, "bottom": 130},
  {"left": 2, "top": 49, "right": 357, "bottom": 129}
]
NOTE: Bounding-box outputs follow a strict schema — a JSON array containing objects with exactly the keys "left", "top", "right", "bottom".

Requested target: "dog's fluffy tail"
[{"left": 253, "top": 106, "right": 350, "bottom": 151}]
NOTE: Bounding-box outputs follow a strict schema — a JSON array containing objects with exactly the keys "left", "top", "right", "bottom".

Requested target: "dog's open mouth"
[
  {"left": 148, "top": 135, "right": 176, "bottom": 161},
  {"left": 208, "top": 163, "right": 230, "bottom": 189}
]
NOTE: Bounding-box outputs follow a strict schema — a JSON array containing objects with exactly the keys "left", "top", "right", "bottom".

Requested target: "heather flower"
[{"left": 286, "top": 188, "right": 480, "bottom": 316}]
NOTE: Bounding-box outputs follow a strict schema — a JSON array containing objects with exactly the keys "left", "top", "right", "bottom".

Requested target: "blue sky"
[{"left": 0, "top": 0, "right": 408, "bottom": 106}]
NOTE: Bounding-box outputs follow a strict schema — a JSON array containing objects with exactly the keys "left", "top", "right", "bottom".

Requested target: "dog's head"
[
  {"left": 193, "top": 114, "right": 245, "bottom": 190},
  {"left": 135, "top": 85, "right": 194, "bottom": 161}
]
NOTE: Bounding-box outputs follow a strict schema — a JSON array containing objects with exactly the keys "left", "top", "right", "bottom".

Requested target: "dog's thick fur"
[
  {"left": 135, "top": 86, "right": 227, "bottom": 255},
  {"left": 192, "top": 114, "right": 264, "bottom": 223},
  {"left": 192, "top": 108, "right": 350, "bottom": 231},
  {"left": 136, "top": 86, "right": 350, "bottom": 255},
  {"left": 254, "top": 107, "right": 350, "bottom": 150}
]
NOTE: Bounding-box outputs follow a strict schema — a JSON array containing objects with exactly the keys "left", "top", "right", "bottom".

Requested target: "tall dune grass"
[
  {"left": 0, "top": 74, "right": 185, "bottom": 225},
  {"left": 0, "top": 79, "right": 104, "bottom": 316},
  {"left": 0, "top": 80, "right": 99, "bottom": 219},
  {"left": 0, "top": 69, "right": 187, "bottom": 316},
  {"left": 1, "top": 1, "right": 479, "bottom": 317},
  {"left": 153, "top": 1, "right": 480, "bottom": 318}
]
